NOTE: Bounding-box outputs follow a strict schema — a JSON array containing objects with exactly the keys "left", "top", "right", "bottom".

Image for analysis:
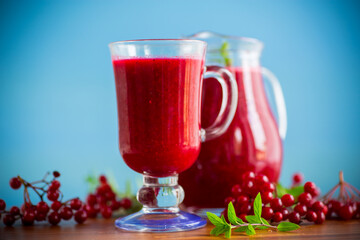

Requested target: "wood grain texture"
[{"left": 1, "top": 219, "right": 359, "bottom": 240}]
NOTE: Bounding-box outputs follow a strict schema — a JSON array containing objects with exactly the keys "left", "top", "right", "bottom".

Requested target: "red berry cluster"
[
  {"left": 322, "top": 171, "right": 360, "bottom": 220},
  {"left": 222, "top": 171, "right": 327, "bottom": 225},
  {"left": 0, "top": 171, "right": 88, "bottom": 226},
  {"left": 83, "top": 175, "right": 132, "bottom": 219}
]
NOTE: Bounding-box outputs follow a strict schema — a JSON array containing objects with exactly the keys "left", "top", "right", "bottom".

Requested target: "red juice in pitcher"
[{"left": 180, "top": 66, "right": 283, "bottom": 208}]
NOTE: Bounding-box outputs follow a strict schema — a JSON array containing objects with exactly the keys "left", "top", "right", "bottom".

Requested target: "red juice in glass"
[{"left": 112, "top": 57, "right": 203, "bottom": 177}]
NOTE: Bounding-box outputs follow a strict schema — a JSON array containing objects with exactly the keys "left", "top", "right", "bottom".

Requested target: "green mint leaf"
[
  {"left": 253, "top": 192, "right": 262, "bottom": 221},
  {"left": 246, "top": 224, "right": 256, "bottom": 236},
  {"left": 227, "top": 202, "right": 239, "bottom": 225},
  {"left": 276, "top": 183, "right": 304, "bottom": 198},
  {"left": 234, "top": 226, "right": 248, "bottom": 232},
  {"left": 245, "top": 215, "right": 261, "bottom": 224},
  {"left": 221, "top": 214, "right": 230, "bottom": 225},
  {"left": 288, "top": 186, "right": 304, "bottom": 197},
  {"left": 261, "top": 217, "right": 270, "bottom": 225},
  {"left": 207, "top": 212, "right": 225, "bottom": 226},
  {"left": 276, "top": 183, "right": 288, "bottom": 198},
  {"left": 224, "top": 225, "right": 232, "bottom": 239},
  {"left": 210, "top": 225, "right": 227, "bottom": 236},
  {"left": 236, "top": 217, "right": 244, "bottom": 224},
  {"left": 220, "top": 42, "right": 232, "bottom": 67},
  {"left": 277, "top": 222, "right": 300, "bottom": 232}
]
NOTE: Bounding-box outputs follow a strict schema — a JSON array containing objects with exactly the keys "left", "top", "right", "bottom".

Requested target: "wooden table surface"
[{"left": 1, "top": 218, "right": 360, "bottom": 240}]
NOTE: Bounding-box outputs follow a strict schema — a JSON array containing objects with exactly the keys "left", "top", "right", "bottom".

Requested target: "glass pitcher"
[{"left": 179, "top": 32, "right": 287, "bottom": 209}]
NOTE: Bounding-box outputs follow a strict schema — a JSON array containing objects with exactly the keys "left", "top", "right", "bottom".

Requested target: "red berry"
[
  {"left": 22, "top": 209, "right": 35, "bottom": 225},
  {"left": 242, "top": 180, "right": 255, "bottom": 195},
  {"left": 236, "top": 195, "right": 249, "bottom": 205},
  {"left": 51, "top": 201, "right": 62, "bottom": 211},
  {"left": 239, "top": 213, "right": 247, "bottom": 222},
  {"left": 270, "top": 198, "right": 283, "bottom": 211},
  {"left": 86, "top": 194, "right": 98, "bottom": 206},
  {"left": 322, "top": 205, "right": 328, "bottom": 215},
  {"left": 53, "top": 171, "right": 61, "bottom": 178},
  {"left": 272, "top": 212, "right": 283, "bottom": 222},
  {"left": 47, "top": 190, "right": 60, "bottom": 201},
  {"left": 74, "top": 210, "right": 88, "bottom": 224},
  {"left": 242, "top": 171, "right": 255, "bottom": 181},
  {"left": 110, "top": 200, "right": 121, "bottom": 210},
  {"left": 292, "top": 172, "right": 304, "bottom": 185},
  {"left": 261, "top": 207, "right": 274, "bottom": 220},
  {"left": 254, "top": 174, "right": 269, "bottom": 186},
  {"left": 105, "top": 191, "right": 116, "bottom": 201},
  {"left": 35, "top": 211, "right": 46, "bottom": 221},
  {"left": 327, "top": 200, "right": 341, "bottom": 213},
  {"left": 261, "top": 191, "right": 273, "bottom": 204},
  {"left": 10, "top": 177, "right": 22, "bottom": 189},
  {"left": 3, "top": 214, "right": 15, "bottom": 226},
  {"left": 0, "top": 199, "right": 6, "bottom": 210},
  {"left": 315, "top": 211, "right": 325, "bottom": 224},
  {"left": 100, "top": 206, "right": 112, "bottom": 219},
  {"left": 298, "top": 192, "right": 312, "bottom": 205},
  {"left": 289, "top": 212, "right": 301, "bottom": 224},
  {"left": 99, "top": 175, "right": 107, "bottom": 184},
  {"left": 339, "top": 205, "right": 354, "bottom": 220},
  {"left": 306, "top": 211, "right": 317, "bottom": 222},
  {"left": 263, "top": 182, "right": 275, "bottom": 193},
  {"left": 224, "top": 196, "right": 235, "bottom": 206},
  {"left": 231, "top": 184, "right": 242, "bottom": 197},
  {"left": 83, "top": 204, "right": 98, "bottom": 218},
  {"left": 120, "top": 198, "right": 132, "bottom": 209},
  {"left": 49, "top": 180, "right": 61, "bottom": 191},
  {"left": 10, "top": 206, "right": 20, "bottom": 216},
  {"left": 59, "top": 207, "right": 73, "bottom": 220},
  {"left": 48, "top": 211, "right": 61, "bottom": 225},
  {"left": 312, "top": 201, "right": 325, "bottom": 212},
  {"left": 294, "top": 204, "right": 308, "bottom": 216},
  {"left": 281, "top": 194, "right": 295, "bottom": 207},
  {"left": 238, "top": 203, "right": 251, "bottom": 214},
  {"left": 304, "top": 182, "right": 317, "bottom": 196},
  {"left": 37, "top": 201, "right": 49, "bottom": 214},
  {"left": 70, "top": 198, "right": 82, "bottom": 210},
  {"left": 280, "top": 208, "right": 289, "bottom": 220}
]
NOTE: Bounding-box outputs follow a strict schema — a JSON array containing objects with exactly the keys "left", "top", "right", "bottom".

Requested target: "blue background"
[{"left": 1, "top": 0, "right": 359, "bottom": 206}]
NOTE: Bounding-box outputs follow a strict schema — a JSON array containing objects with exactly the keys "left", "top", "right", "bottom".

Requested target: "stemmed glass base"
[{"left": 115, "top": 175, "right": 206, "bottom": 232}]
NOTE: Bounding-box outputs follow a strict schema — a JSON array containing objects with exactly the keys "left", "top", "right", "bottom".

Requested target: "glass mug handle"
[
  {"left": 200, "top": 66, "right": 238, "bottom": 142},
  {"left": 261, "top": 67, "right": 288, "bottom": 140}
]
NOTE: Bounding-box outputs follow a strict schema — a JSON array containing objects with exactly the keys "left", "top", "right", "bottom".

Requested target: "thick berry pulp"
[
  {"left": 113, "top": 57, "right": 204, "bottom": 177},
  {"left": 180, "top": 67, "right": 282, "bottom": 208}
]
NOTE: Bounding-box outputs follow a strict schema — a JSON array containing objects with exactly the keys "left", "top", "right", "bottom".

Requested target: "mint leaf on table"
[
  {"left": 245, "top": 215, "right": 260, "bottom": 224},
  {"left": 253, "top": 193, "right": 262, "bottom": 222},
  {"left": 224, "top": 225, "right": 232, "bottom": 239},
  {"left": 207, "top": 212, "right": 225, "bottom": 226},
  {"left": 227, "top": 202, "right": 240, "bottom": 225},
  {"left": 277, "top": 222, "right": 300, "bottom": 232},
  {"left": 246, "top": 224, "right": 256, "bottom": 236},
  {"left": 210, "top": 225, "right": 228, "bottom": 236},
  {"left": 234, "top": 226, "right": 248, "bottom": 232}
]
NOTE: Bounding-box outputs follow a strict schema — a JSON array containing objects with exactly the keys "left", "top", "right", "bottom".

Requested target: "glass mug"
[{"left": 109, "top": 39, "right": 238, "bottom": 232}]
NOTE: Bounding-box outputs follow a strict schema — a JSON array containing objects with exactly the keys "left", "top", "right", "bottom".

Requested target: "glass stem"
[{"left": 137, "top": 175, "right": 184, "bottom": 214}]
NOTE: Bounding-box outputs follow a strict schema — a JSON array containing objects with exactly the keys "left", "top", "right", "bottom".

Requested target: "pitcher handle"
[
  {"left": 201, "top": 66, "right": 238, "bottom": 142},
  {"left": 261, "top": 67, "right": 287, "bottom": 140}
]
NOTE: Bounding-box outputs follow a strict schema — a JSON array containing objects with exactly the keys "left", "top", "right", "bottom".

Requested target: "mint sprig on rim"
[
  {"left": 207, "top": 193, "right": 300, "bottom": 238},
  {"left": 220, "top": 42, "right": 232, "bottom": 67}
]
